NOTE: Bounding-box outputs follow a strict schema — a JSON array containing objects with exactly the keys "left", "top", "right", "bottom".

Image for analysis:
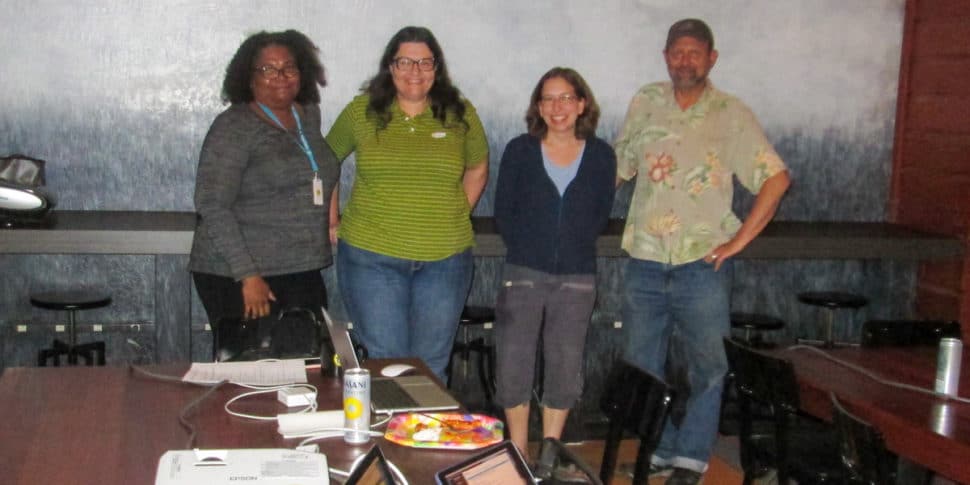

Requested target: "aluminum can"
[
  {"left": 931, "top": 402, "right": 955, "bottom": 436},
  {"left": 935, "top": 337, "right": 962, "bottom": 397},
  {"left": 343, "top": 368, "right": 371, "bottom": 444}
]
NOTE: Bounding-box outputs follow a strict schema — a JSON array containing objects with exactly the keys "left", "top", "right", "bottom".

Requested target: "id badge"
[{"left": 312, "top": 174, "right": 324, "bottom": 206}]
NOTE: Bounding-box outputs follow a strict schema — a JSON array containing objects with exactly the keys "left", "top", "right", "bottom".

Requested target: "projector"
[{"left": 155, "top": 449, "right": 329, "bottom": 485}]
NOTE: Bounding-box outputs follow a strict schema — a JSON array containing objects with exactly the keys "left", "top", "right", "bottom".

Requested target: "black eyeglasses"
[
  {"left": 391, "top": 57, "right": 436, "bottom": 72},
  {"left": 254, "top": 65, "right": 300, "bottom": 80}
]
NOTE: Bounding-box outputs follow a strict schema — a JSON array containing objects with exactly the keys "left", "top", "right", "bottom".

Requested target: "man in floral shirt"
[{"left": 614, "top": 18, "right": 790, "bottom": 485}]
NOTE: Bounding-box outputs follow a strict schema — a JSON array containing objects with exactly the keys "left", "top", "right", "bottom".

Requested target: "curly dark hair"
[
  {"left": 363, "top": 26, "right": 467, "bottom": 130},
  {"left": 526, "top": 67, "right": 600, "bottom": 140},
  {"left": 221, "top": 30, "right": 326, "bottom": 105}
]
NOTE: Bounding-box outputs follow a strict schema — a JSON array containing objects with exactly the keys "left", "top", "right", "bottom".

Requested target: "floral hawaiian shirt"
[{"left": 614, "top": 81, "right": 787, "bottom": 265}]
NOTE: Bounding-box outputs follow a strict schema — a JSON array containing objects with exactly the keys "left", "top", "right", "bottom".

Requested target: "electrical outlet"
[
  {"left": 16, "top": 325, "right": 27, "bottom": 333},
  {"left": 93, "top": 324, "right": 103, "bottom": 332},
  {"left": 613, "top": 321, "right": 622, "bottom": 329},
  {"left": 204, "top": 323, "right": 211, "bottom": 331},
  {"left": 55, "top": 324, "right": 66, "bottom": 333}
]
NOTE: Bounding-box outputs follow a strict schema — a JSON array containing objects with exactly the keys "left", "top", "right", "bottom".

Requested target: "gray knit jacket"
[{"left": 188, "top": 103, "right": 340, "bottom": 280}]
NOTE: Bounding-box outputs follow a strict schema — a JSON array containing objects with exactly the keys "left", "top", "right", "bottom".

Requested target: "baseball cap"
[{"left": 665, "top": 18, "right": 714, "bottom": 50}]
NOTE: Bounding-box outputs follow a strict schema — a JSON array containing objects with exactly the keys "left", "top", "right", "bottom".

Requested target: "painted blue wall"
[
  {"left": 0, "top": 0, "right": 903, "bottom": 220},
  {"left": 0, "top": 2, "right": 910, "bottom": 373}
]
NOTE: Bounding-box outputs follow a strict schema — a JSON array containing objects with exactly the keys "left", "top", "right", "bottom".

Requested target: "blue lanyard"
[{"left": 257, "top": 103, "right": 319, "bottom": 173}]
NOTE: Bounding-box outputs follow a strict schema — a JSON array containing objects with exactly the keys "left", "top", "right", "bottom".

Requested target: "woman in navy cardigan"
[{"left": 493, "top": 67, "right": 616, "bottom": 460}]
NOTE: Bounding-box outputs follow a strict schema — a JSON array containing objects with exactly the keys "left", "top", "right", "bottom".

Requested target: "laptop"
[
  {"left": 320, "top": 307, "right": 460, "bottom": 414},
  {"left": 435, "top": 441, "right": 535, "bottom": 485}
]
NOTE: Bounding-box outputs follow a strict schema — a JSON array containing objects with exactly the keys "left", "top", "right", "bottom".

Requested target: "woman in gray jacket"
[{"left": 189, "top": 30, "right": 339, "bottom": 340}]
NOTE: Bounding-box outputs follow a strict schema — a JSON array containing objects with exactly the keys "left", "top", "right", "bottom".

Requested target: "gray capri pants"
[{"left": 494, "top": 263, "right": 597, "bottom": 409}]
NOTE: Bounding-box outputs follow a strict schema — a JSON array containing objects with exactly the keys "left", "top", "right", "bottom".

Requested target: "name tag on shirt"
[{"left": 313, "top": 175, "right": 323, "bottom": 206}]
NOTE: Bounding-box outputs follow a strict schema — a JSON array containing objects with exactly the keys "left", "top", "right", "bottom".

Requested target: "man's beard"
[{"left": 670, "top": 69, "right": 706, "bottom": 90}]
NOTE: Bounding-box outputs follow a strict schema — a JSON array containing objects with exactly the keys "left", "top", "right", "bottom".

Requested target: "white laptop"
[{"left": 320, "top": 307, "right": 460, "bottom": 414}]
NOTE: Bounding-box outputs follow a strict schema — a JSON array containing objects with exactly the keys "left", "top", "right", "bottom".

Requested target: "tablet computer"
[
  {"left": 345, "top": 445, "right": 398, "bottom": 485},
  {"left": 435, "top": 441, "right": 535, "bottom": 485}
]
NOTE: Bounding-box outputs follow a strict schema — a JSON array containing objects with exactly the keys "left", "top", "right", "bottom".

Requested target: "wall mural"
[
  {"left": 0, "top": 0, "right": 903, "bottom": 221},
  {"left": 0, "top": 0, "right": 909, "bottom": 370}
]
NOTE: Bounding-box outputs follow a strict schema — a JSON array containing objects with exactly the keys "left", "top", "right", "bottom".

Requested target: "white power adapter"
[{"left": 277, "top": 387, "right": 317, "bottom": 407}]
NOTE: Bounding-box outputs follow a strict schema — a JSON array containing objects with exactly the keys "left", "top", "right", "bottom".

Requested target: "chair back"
[
  {"left": 724, "top": 337, "right": 781, "bottom": 483},
  {"left": 213, "top": 307, "right": 322, "bottom": 362},
  {"left": 723, "top": 337, "right": 800, "bottom": 411},
  {"left": 598, "top": 359, "right": 673, "bottom": 485},
  {"left": 724, "top": 338, "right": 844, "bottom": 485},
  {"left": 861, "top": 320, "right": 961, "bottom": 347},
  {"left": 830, "top": 393, "right": 898, "bottom": 485}
]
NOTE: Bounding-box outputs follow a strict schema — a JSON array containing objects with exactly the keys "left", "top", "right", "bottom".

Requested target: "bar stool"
[
  {"left": 797, "top": 291, "right": 868, "bottom": 348},
  {"left": 447, "top": 306, "right": 496, "bottom": 408},
  {"left": 32, "top": 290, "right": 111, "bottom": 366},
  {"left": 730, "top": 312, "right": 785, "bottom": 348}
]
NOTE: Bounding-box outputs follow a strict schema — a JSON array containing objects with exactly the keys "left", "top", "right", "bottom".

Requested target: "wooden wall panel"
[
  {"left": 910, "top": 58, "right": 970, "bottom": 95},
  {"left": 893, "top": 0, "right": 970, "bottom": 327},
  {"left": 901, "top": 133, "right": 970, "bottom": 166},
  {"left": 915, "top": 0, "right": 970, "bottom": 20},
  {"left": 917, "top": 285, "right": 962, "bottom": 321},
  {"left": 912, "top": 18, "right": 970, "bottom": 58},
  {"left": 906, "top": 96, "right": 970, "bottom": 134},
  {"left": 920, "top": 260, "right": 966, "bottom": 292}
]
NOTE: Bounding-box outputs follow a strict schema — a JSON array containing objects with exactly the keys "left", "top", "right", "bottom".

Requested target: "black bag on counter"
[{"left": 0, "top": 154, "right": 46, "bottom": 187}]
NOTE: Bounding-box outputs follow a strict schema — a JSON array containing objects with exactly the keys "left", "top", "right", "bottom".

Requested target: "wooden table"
[
  {"left": 775, "top": 345, "right": 970, "bottom": 484},
  {"left": 0, "top": 358, "right": 478, "bottom": 485}
]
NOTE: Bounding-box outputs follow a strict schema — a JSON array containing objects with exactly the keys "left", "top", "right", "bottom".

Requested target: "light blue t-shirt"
[{"left": 542, "top": 143, "right": 585, "bottom": 196}]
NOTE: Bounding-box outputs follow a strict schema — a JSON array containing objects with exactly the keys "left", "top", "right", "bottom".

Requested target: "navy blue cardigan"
[{"left": 494, "top": 134, "right": 616, "bottom": 275}]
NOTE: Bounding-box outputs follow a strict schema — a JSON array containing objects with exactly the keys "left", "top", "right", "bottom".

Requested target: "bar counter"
[{"left": 0, "top": 210, "right": 963, "bottom": 260}]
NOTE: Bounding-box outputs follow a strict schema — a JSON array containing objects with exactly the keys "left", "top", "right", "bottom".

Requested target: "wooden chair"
[
  {"left": 723, "top": 338, "right": 844, "bottom": 484},
  {"left": 598, "top": 359, "right": 673, "bottom": 485}
]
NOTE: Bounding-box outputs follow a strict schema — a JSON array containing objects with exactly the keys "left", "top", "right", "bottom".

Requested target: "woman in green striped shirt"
[{"left": 326, "top": 26, "right": 488, "bottom": 379}]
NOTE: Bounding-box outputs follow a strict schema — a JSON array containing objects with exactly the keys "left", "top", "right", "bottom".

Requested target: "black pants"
[{"left": 192, "top": 270, "right": 328, "bottom": 325}]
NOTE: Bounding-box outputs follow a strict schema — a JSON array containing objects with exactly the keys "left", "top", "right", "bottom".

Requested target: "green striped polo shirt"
[{"left": 326, "top": 94, "right": 489, "bottom": 261}]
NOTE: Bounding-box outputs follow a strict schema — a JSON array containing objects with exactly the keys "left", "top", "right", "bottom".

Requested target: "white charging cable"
[{"left": 224, "top": 383, "right": 318, "bottom": 420}]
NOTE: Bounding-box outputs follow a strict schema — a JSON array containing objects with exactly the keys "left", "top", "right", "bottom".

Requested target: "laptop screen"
[
  {"left": 345, "top": 445, "right": 398, "bottom": 485},
  {"left": 321, "top": 306, "right": 361, "bottom": 369},
  {"left": 435, "top": 441, "right": 533, "bottom": 485}
]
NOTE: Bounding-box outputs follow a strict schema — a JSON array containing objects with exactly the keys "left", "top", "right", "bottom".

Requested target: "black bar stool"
[
  {"left": 730, "top": 312, "right": 785, "bottom": 348},
  {"left": 32, "top": 290, "right": 111, "bottom": 366},
  {"left": 448, "top": 306, "right": 496, "bottom": 408},
  {"left": 797, "top": 291, "right": 868, "bottom": 348}
]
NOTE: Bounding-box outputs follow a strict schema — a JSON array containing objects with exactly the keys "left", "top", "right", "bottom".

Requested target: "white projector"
[{"left": 155, "top": 449, "right": 329, "bottom": 485}]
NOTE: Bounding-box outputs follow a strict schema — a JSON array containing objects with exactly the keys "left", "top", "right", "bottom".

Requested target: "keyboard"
[{"left": 371, "top": 378, "right": 418, "bottom": 409}]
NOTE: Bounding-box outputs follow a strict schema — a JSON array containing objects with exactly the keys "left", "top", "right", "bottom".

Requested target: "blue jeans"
[
  {"left": 336, "top": 239, "right": 473, "bottom": 380},
  {"left": 621, "top": 258, "right": 732, "bottom": 472}
]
